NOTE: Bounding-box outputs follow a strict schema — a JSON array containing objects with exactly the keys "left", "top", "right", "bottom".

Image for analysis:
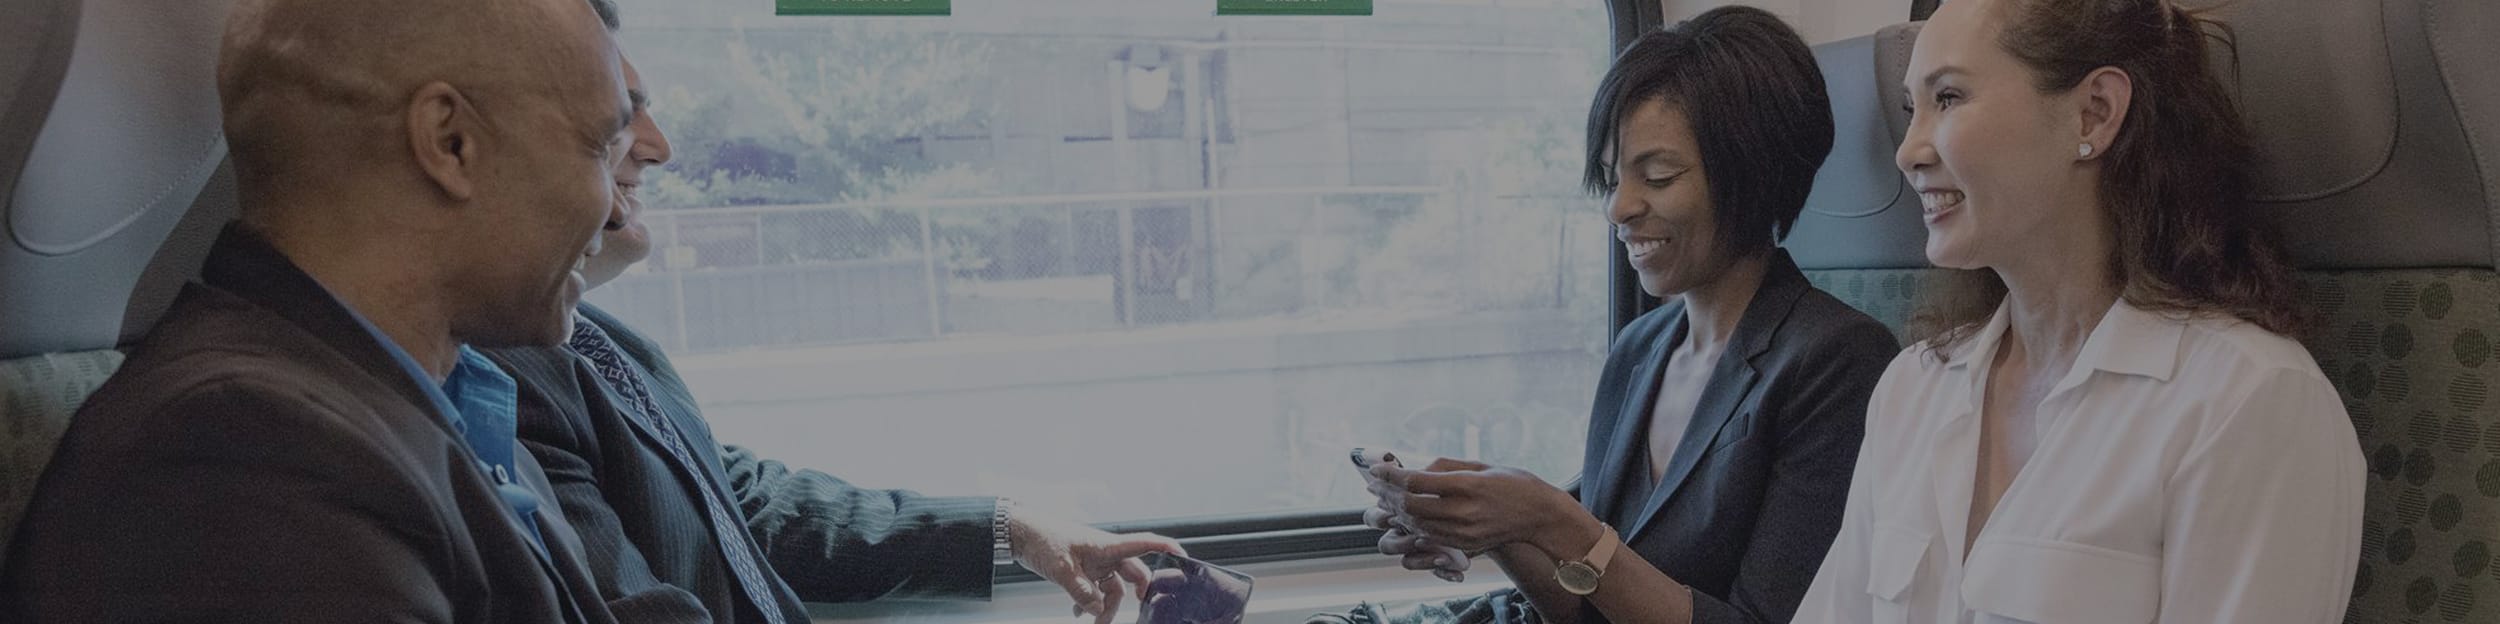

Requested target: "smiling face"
[
  {"left": 1895, "top": 0, "right": 2099, "bottom": 272},
  {"left": 446, "top": 0, "right": 634, "bottom": 347},
  {"left": 1888, "top": 0, "right": 2306, "bottom": 351},
  {"left": 584, "top": 56, "right": 672, "bottom": 290},
  {"left": 1606, "top": 99, "right": 1733, "bottom": 299}
]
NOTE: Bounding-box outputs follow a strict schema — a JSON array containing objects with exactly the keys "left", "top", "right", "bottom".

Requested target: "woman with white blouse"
[{"left": 1791, "top": 0, "right": 2366, "bottom": 622}]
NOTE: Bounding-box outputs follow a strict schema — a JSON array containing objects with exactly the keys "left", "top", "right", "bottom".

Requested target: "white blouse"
[{"left": 1793, "top": 300, "right": 2365, "bottom": 624}]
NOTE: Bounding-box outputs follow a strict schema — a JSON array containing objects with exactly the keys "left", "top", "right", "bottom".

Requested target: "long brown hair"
[{"left": 1911, "top": 0, "right": 2304, "bottom": 355}]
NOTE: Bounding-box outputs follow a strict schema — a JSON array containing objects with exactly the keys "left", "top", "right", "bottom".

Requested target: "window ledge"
[{"left": 806, "top": 554, "right": 1514, "bottom": 624}]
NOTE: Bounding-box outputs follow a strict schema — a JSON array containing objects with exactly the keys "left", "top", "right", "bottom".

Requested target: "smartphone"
[
  {"left": 1136, "top": 552, "right": 1255, "bottom": 624},
  {"left": 1348, "top": 447, "right": 1441, "bottom": 470},
  {"left": 1347, "top": 447, "right": 1469, "bottom": 583}
]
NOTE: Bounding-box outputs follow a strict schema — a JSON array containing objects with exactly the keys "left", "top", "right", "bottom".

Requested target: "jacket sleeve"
[
  {"left": 718, "top": 444, "right": 999, "bottom": 603},
  {"left": 577, "top": 306, "right": 1000, "bottom": 604},
  {"left": 1688, "top": 325, "right": 1893, "bottom": 624}
]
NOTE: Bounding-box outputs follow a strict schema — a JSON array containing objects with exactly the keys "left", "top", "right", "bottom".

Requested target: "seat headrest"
[
  {"left": 2218, "top": 0, "right": 2499, "bottom": 270},
  {"left": 1795, "top": 0, "right": 2500, "bottom": 273},
  {"left": 0, "top": 0, "right": 236, "bottom": 358},
  {"left": 1788, "top": 21, "right": 1925, "bottom": 270},
  {"left": 0, "top": 0, "right": 80, "bottom": 229}
]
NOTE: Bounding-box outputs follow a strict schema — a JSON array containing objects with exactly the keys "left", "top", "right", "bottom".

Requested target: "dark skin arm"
[{"left": 1373, "top": 460, "right": 1695, "bottom": 624}]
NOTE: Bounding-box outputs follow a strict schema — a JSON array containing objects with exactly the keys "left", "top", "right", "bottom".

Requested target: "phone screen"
[
  {"left": 1349, "top": 447, "right": 1392, "bottom": 469},
  {"left": 1346, "top": 447, "right": 1471, "bottom": 583},
  {"left": 1349, "top": 447, "right": 1439, "bottom": 470},
  {"left": 1137, "top": 552, "right": 1255, "bottom": 624}
]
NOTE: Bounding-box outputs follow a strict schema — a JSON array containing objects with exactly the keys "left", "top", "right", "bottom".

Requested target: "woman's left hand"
[{"left": 1370, "top": 458, "right": 1593, "bottom": 555}]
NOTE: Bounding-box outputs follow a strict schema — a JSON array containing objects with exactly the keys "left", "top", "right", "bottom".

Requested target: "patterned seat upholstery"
[
  {"left": 0, "top": 350, "right": 122, "bottom": 571},
  {"left": 2307, "top": 271, "right": 2500, "bottom": 623},
  {"left": 1802, "top": 269, "right": 1925, "bottom": 339},
  {"left": 2238, "top": 0, "right": 2500, "bottom": 619}
]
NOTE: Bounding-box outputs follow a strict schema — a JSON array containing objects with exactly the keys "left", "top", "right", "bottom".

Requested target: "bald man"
[{"left": 0, "top": 0, "right": 635, "bottom": 621}]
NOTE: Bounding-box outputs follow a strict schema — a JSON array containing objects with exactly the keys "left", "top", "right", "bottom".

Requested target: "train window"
[{"left": 595, "top": 0, "right": 1613, "bottom": 527}]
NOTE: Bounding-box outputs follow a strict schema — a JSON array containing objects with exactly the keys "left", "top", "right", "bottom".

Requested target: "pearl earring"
[{"left": 2079, "top": 143, "right": 2095, "bottom": 158}]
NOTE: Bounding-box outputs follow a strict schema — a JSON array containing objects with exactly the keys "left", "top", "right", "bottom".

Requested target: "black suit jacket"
[
  {"left": 0, "top": 223, "right": 616, "bottom": 623},
  {"left": 1574, "top": 250, "right": 1895, "bottom": 624},
  {"left": 484, "top": 304, "right": 996, "bottom": 624}
]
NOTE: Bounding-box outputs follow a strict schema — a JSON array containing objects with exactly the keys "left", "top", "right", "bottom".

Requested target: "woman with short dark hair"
[
  {"left": 1327, "top": 7, "right": 1898, "bottom": 624},
  {"left": 1792, "top": 0, "right": 2364, "bottom": 621}
]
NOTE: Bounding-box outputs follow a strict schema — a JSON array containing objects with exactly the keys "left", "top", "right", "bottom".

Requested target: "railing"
[{"left": 587, "top": 185, "right": 1597, "bottom": 354}]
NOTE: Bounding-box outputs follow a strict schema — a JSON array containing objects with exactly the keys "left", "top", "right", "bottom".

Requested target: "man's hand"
[{"left": 1008, "top": 511, "right": 1186, "bottom": 624}]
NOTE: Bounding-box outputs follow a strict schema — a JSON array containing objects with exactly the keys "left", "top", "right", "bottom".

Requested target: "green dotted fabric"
[
  {"left": 2302, "top": 270, "right": 2500, "bottom": 624},
  {"left": 0, "top": 349, "right": 124, "bottom": 572},
  {"left": 1804, "top": 268, "right": 1930, "bottom": 339}
]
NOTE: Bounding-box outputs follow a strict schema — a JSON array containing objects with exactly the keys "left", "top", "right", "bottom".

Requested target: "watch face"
[{"left": 1556, "top": 561, "right": 1600, "bottom": 595}]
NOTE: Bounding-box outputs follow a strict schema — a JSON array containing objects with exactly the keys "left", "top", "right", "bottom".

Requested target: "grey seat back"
[
  {"left": 2248, "top": 1, "right": 2500, "bottom": 621},
  {"left": 1795, "top": 21, "right": 1928, "bottom": 335},
  {"left": 2, "top": 0, "right": 237, "bottom": 360},
  {"left": 0, "top": 0, "right": 238, "bottom": 569}
]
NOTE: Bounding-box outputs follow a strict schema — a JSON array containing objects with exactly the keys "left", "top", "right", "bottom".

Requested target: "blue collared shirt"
[{"left": 347, "top": 313, "right": 549, "bottom": 560}]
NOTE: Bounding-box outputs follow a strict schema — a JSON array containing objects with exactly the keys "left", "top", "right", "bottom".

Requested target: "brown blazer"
[{"left": 0, "top": 223, "right": 619, "bottom": 624}]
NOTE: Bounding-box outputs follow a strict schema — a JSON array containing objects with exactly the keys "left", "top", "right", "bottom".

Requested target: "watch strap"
[
  {"left": 992, "top": 497, "right": 1018, "bottom": 566},
  {"left": 1583, "top": 524, "right": 1620, "bottom": 573}
]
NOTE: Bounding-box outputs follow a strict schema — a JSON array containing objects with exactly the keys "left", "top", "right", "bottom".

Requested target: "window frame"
[
  {"left": 993, "top": 508, "right": 1378, "bottom": 582},
  {"left": 962, "top": 0, "right": 1665, "bottom": 577},
  {"left": 767, "top": 0, "right": 1935, "bottom": 582},
  {"left": 975, "top": 0, "right": 1951, "bottom": 588}
]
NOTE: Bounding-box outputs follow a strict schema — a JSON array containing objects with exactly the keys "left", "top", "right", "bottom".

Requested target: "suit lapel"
[
  {"left": 587, "top": 352, "right": 712, "bottom": 486},
  {"left": 571, "top": 327, "right": 744, "bottom": 515},
  {"left": 586, "top": 306, "right": 728, "bottom": 473},
  {"left": 1622, "top": 251, "right": 1810, "bottom": 542},
  {"left": 1589, "top": 307, "right": 1687, "bottom": 525},
  {"left": 197, "top": 222, "right": 448, "bottom": 426},
  {"left": 1624, "top": 358, "right": 1758, "bottom": 541}
]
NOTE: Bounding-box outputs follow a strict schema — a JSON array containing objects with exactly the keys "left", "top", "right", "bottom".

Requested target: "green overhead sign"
[
  {"left": 777, "top": 0, "right": 948, "bottom": 16},
  {"left": 1217, "top": 0, "right": 1371, "bottom": 16}
]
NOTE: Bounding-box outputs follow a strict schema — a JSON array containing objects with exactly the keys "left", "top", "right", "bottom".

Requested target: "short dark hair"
[
  {"left": 586, "top": 0, "right": 620, "bottom": 31},
  {"left": 1582, "top": 6, "right": 1834, "bottom": 255}
]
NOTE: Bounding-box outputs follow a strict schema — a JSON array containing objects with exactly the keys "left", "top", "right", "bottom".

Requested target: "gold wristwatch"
[{"left": 1554, "top": 524, "right": 1620, "bottom": 596}]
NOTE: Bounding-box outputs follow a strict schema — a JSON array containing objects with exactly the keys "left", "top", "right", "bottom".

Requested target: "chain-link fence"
[{"left": 587, "top": 185, "right": 1604, "bottom": 354}]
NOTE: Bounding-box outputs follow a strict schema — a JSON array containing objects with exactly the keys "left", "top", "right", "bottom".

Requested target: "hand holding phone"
[
  {"left": 1136, "top": 552, "right": 1253, "bottom": 624},
  {"left": 1350, "top": 447, "right": 1471, "bottom": 582}
]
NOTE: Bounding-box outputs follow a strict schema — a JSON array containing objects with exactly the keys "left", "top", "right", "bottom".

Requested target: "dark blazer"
[
  {"left": 484, "top": 304, "right": 996, "bottom": 624},
  {"left": 1574, "top": 249, "right": 1895, "bottom": 624},
  {"left": 0, "top": 224, "right": 616, "bottom": 623}
]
